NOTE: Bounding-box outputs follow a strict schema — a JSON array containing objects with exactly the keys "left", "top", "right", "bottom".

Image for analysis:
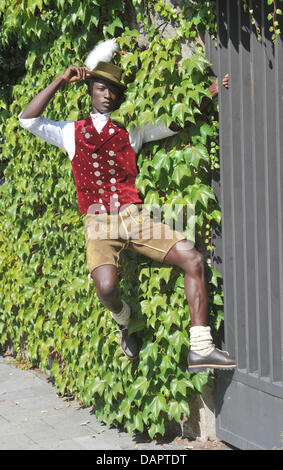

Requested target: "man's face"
[{"left": 90, "top": 79, "right": 122, "bottom": 114}]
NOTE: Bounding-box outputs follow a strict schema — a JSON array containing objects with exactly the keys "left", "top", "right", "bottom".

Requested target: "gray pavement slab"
[
  {"left": 0, "top": 355, "right": 186, "bottom": 451},
  {"left": 0, "top": 354, "right": 231, "bottom": 451}
]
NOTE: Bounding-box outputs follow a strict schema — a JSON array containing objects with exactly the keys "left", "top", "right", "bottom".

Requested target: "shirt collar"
[{"left": 90, "top": 111, "right": 111, "bottom": 122}]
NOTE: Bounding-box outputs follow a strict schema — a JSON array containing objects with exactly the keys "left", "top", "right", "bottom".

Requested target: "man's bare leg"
[
  {"left": 164, "top": 240, "right": 208, "bottom": 326},
  {"left": 91, "top": 264, "right": 122, "bottom": 313},
  {"left": 91, "top": 264, "right": 140, "bottom": 359},
  {"left": 164, "top": 240, "right": 236, "bottom": 372}
]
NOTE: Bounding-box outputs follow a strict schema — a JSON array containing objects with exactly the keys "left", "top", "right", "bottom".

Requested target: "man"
[{"left": 19, "top": 40, "right": 236, "bottom": 372}]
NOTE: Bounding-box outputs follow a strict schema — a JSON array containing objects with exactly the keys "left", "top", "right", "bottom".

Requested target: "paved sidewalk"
[{"left": 0, "top": 355, "right": 231, "bottom": 451}]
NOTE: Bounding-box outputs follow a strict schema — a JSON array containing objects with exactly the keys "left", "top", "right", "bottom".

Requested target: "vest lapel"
[{"left": 83, "top": 115, "right": 120, "bottom": 152}]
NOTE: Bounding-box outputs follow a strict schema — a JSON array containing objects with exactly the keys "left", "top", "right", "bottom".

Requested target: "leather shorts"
[{"left": 84, "top": 203, "right": 187, "bottom": 273}]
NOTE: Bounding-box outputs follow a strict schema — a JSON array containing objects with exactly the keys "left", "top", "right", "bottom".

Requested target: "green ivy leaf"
[
  {"left": 171, "top": 163, "right": 191, "bottom": 186},
  {"left": 103, "top": 17, "right": 123, "bottom": 37},
  {"left": 148, "top": 394, "right": 167, "bottom": 421},
  {"left": 151, "top": 152, "right": 171, "bottom": 183},
  {"left": 211, "top": 209, "right": 222, "bottom": 224},
  {"left": 191, "top": 371, "right": 210, "bottom": 393},
  {"left": 189, "top": 184, "right": 216, "bottom": 209},
  {"left": 130, "top": 376, "right": 150, "bottom": 401},
  {"left": 142, "top": 342, "right": 158, "bottom": 362},
  {"left": 91, "top": 379, "right": 105, "bottom": 396},
  {"left": 184, "top": 144, "right": 209, "bottom": 168},
  {"left": 172, "top": 102, "right": 187, "bottom": 124}
]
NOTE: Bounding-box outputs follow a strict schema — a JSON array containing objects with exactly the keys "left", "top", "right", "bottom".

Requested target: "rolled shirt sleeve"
[
  {"left": 129, "top": 120, "right": 178, "bottom": 154},
  {"left": 18, "top": 113, "right": 75, "bottom": 160}
]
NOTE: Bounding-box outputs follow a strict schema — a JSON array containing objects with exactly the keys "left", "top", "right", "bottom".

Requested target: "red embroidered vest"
[{"left": 71, "top": 115, "right": 143, "bottom": 213}]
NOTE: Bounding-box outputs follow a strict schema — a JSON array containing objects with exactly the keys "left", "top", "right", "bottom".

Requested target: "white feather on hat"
[{"left": 85, "top": 39, "right": 119, "bottom": 71}]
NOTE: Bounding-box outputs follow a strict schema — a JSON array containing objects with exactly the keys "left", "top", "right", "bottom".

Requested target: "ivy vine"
[{"left": 242, "top": 0, "right": 283, "bottom": 42}]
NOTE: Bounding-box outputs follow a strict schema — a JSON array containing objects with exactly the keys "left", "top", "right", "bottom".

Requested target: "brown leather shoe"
[
  {"left": 119, "top": 325, "right": 141, "bottom": 360},
  {"left": 188, "top": 346, "right": 236, "bottom": 373}
]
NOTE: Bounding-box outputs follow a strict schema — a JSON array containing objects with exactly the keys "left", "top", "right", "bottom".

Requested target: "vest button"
[
  {"left": 98, "top": 189, "right": 104, "bottom": 194},
  {"left": 111, "top": 186, "right": 117, "bottom": 191},
  {"left": 109, "top": 150, "right": 115, "bottom": 156},
  {"left": 110, "top": 178, "right": 116, "bottom": 184},
  {"left": 97, "top": 180, "right": 102, "bottom": 185},
  {"left": 109, "top": 129, "right": 115, "bottom": 134},
  {"left": 93, "top": 162, "right": 99, "bottom": 168},
  {"left": 109, "top": 160, "right": 115, "bottom": 166},
  {"left": 85, "top": 133, "right": 90, "bottom": 139},
  {"left": 92, "top": 153, "right": 98, "bottom": 159},
  {"left": 112, "top": 193, "right": 118, "bottom": 199},
  {"left": 109, "top": 169, "right": 116, "bottom": 175},
  {"left": 95, "top": 171, "right": 100, "bottom": 176}
]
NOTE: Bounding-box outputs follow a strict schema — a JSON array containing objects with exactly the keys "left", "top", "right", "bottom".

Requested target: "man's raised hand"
[
  {"left": 222, "top": 73, "right": 229, "bottom": 89},
  {"left": 209, "top": 73, "right": 229, "bottom": 99},
  {"left": 21, "top": 65, "right": 91, "bottom": 119},
  {"left": 61, "top": 65, "right": 91, "bottom": 84}
]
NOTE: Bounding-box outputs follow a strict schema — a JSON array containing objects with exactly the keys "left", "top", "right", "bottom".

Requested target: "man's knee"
[
  {"left": 91, "top": 265, "right": 119, "bottom": 300},
  {"left": 186, "top": 250, "right": 205, "bottom": 275},
  {"left": 166, "top": 240, "right": 205, "bottom": 274},
  {"left": 93, "top": 276, "right": 118, "bottom": 300}
]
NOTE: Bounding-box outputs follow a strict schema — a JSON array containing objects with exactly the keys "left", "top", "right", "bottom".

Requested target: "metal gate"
[{"left": 205, "top": 0, "right": 283, "bottom": 449}]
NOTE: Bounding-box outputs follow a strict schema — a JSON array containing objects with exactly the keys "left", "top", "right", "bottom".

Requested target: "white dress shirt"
[{"left": 18, "top": 111, "right": 177, "bottom": 160}]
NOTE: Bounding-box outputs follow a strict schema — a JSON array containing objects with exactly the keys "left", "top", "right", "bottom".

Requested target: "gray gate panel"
[
  {"left": 217, "top": 0, "right": 236, "bottom": 356},
  {"left": 275, "top": 23, "right": 283, "bottom": 386},
  {"left": 230, "top": 0, "right": 248, "bottom": 370},
  {"left": 215, "top": 375, "right": 283, "bottom": 450},
  {"left": 206, "top": 0, "right": 283, "bottom": 449},
  {"left": 251, "top": 1, "right": 270, "bottom": 379},
  {"left": 264, "top": 27, "right": 282, "bottom": 385},
  {"left": 239, "top": 3, "right": 258, "bottom": 374}
]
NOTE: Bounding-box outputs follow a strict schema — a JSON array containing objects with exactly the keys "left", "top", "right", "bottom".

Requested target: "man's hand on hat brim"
[{"left": 61, "top": 65, "right": 91, "bottom": 84}]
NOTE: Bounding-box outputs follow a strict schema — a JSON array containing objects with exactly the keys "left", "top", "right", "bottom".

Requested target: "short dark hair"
[{"left": 87, "top": 78, "right": 94, "bottom": 97}]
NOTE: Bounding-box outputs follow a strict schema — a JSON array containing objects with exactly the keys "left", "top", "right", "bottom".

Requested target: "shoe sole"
[
  {"left": 188, "top": 364, "right": 237, "bottom": 373},
  {"left": 120, "top": 342, "right": 141, "bottom": 360},
  {"left": 122, "top": 350, "right": 139, "bottom": 360}
]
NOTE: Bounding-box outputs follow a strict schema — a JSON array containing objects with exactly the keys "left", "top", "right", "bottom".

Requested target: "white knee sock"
[
  {"left": 190, "top": 326, "right": 214, "bottom": 356},
  {"left": 110, "top": 300, "right": 131, "bottom": 326}
]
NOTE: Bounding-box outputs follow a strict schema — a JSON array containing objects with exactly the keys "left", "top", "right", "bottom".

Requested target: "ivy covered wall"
[{"left": 0, "top": 0, "right": 226, "bottom": 438}]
